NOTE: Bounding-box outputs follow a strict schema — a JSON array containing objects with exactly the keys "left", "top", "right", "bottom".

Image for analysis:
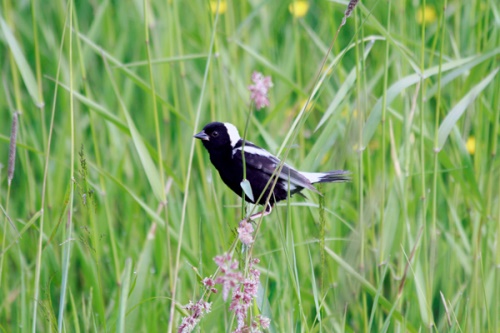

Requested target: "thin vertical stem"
[
  {"left": 431, "top": 0, "right": 447, "bottom": 291},
  {"left": 2, "top": 0, "right": 23, "bottom": 114},
  {"left": 418, "top": 0, "right": 433, "bottom": 326},
  {"left": 30, "top": 0, "right": 48, "bottom": 149},
  {"left": 379, "top": 1, "right": 391, "bottom": 262},
  {"left": 32, "top": 2, "right": 70, "bottom": 331},
  {"left": 240, "top": 107, "right": 253, "bottom": 220},
  {"left": 57, "top": 0, "right": 75, "bottom": 329},
  {"left": 144, "top": 0, "right": 165, "bottom": 200},
  {"left": 353, "top": 9, "right": 368, "bottom": 332}
]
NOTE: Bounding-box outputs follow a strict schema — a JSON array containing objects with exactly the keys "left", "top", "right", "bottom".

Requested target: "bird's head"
[{"left": 194, "top": 122, "right": 241, "bottom": 151}]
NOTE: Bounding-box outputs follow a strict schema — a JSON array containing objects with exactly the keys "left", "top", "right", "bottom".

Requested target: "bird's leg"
[{"left": 243, "top": 203, "right": 273, "bottom": 223}]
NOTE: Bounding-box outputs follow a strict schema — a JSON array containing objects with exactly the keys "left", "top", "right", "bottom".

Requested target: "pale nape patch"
[{"left": 224, "top": 122, "right": 241, "bottom": 147}]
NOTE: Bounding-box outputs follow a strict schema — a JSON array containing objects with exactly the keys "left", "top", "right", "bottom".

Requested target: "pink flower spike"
[
  {"left": 259, "top": 315, "right": 271, "bottom": 329},
  {"left": 227, "top": 258, "right": 262, "bottom": 331},
  {"left": 238, "top": 220, "right": 254, "bottom": 245},
  {"left": 202, "top": 277, "right": 218, "bottom": 293},
  {"left": 214, "top": 253, "right": 238, "bottom": 273},
  {"left": 178, "top": 300, "right": 212, "bottom": 333},
  {"left": 248, "top": 71, "right": 273, "bottom": 110},
  {"left": 214, "top": 253, "right": 244, "bottom": 301},
  {"left": 202, "top": 277, "right": 215, "bottom": 287}
]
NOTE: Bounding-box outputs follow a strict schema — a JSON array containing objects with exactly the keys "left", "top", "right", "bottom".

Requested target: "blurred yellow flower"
[
  {"left": 289, "top": 1, "right": 309, "bottom": 18},
  {"left": 416, "top": 5, "right": 437, "bottom": 24},
  {"left": 210, "top": 1, "right": 227, "bottom": 14},
  {"left": 299, "top": 98, "right": 314, "bottom": 112},
  {"left": 466, "top": 136, "right": 476, "bottom": 155}
]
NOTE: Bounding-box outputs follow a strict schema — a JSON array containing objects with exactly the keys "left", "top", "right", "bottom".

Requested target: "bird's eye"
[{"left": 211, "top": 131, "right": 219, "bottom": 137}]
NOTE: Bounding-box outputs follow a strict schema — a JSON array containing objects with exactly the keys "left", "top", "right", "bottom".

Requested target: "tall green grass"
[{"left": 1, "top": 0, "right": 499, "bottom": 332}]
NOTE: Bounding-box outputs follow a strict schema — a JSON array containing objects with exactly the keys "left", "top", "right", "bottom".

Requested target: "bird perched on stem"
[{"left": 194, "top": 122, "right": 349, "bottom": 221}]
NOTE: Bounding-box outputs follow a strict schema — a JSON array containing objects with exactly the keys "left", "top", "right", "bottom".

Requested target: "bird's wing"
[{"left": 232, "top": 141, "right": 319, "bottom": 193}]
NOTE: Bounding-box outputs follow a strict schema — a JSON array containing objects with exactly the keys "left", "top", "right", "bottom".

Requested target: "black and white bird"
[{"left": 194, "top": 122, "right": 349, "bottom": 220}]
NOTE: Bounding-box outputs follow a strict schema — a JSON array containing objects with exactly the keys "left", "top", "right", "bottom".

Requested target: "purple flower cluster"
[
  {"left": 213, "top": 255, "right": 271, "bottom": 332},
  {"left": 248, "top": 72, "right": 273, "bottom": 110},
  {"left": 214, "top": 253, "right": 245, "bottom": 301},
  {"left": 178, "top": 299, "right": 212, "bottom": 333},
  {"left": 228, "top": 258, "right": 264, "bottom": 331},
  {"left": 237, "top": 220, "right": 255, "bottom": 245},
  {"left": 178, "top": 253, "right": 270, "bottom": 332},
  {"left": 202, "top": 277, "right": 218, "bottom": 294}
]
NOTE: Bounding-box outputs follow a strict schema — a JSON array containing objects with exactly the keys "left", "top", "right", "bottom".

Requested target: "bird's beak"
[{"left": 194, "top": 130, "right": 209, "bottom": 141}]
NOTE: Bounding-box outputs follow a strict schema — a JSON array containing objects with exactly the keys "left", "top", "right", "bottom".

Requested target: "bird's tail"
[{"left": 301, "top": 170, "right": 350, "bottom": 184}]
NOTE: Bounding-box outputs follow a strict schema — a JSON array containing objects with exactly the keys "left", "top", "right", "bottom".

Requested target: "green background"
[{"left": 0, "top": 0, "right": 499, "bottom": 332}]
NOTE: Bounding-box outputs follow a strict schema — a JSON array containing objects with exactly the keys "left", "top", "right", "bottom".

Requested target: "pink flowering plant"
[
  {"left": 248, "top": 71, "right": 273, "bottom": 110},
  {"left": 177, "top": 251, "right": 270, "bottom": 333},
  {"left": 177, "top": 300, "right": 212, "bottom": 333},
  {"left": 177, "top": 200, "right": 271, "bottom": 332},
  {"left": 237, "top": 220, "right": 255, "bottom": 246},
  {"left": 177, "top": 71, "right": 274, "bottom": 332}
]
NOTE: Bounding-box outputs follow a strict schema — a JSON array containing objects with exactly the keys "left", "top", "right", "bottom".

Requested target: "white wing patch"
[
  {"left": 233, "top": 145, "right": 274, "bottom": 158},
  {"left": 224, "top": 123, "right": 241, "bottom": 148}
]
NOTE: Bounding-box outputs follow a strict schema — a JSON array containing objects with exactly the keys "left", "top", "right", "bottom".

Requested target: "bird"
[{"left": 194, "top": 121, "right": 349, "bottom": 221}]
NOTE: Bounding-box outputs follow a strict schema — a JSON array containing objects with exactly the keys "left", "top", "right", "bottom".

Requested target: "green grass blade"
[
  {"left": 0, "top": 17, "right": 41, "bottom": 106},
  {"left": 437, "top": 67, "right": 499, "bottom": 150},
  {"left": 102, "top": 58, "right": 164, "bottom": 202},
  {"left": 315, "top": 38, "right": 376, "bottom": 132},
  {"left": 0, "top": 209, "right": 41, "bottom": 255},
  {"left": 117, "top": 258, "right": 133, "bottom": 333},
  {"left": 362, "top": 50, "right": 500, "bottom": 148},
  {"left": 324, "top": 246, "right": 417, "bottom": 333},
  {"left": 49, "top": 79, "right": 129, "bottom": 133}
]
